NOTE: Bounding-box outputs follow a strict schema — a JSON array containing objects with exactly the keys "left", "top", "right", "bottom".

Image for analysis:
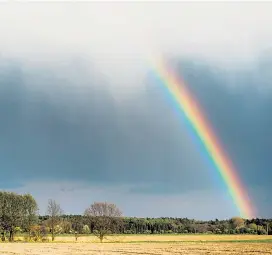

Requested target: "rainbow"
[{"left": 152, "top": 57, "right": 255, "bottom": 219}]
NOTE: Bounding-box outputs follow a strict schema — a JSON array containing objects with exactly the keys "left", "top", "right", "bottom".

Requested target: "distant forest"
[
  {"left": 0, "top": 191, "right": 271, "bottom": 242},
  {"left": 39, "top": 215, "right": 272, "bottom": 235}
]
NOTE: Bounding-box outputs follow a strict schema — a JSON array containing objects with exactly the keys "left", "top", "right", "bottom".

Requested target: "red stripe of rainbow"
[{"left": 153, "top": 57, "right": 255, "bottom": 219}]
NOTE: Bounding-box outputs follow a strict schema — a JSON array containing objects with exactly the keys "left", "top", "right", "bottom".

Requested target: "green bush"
[
  {"left": 82, "top": 225, "right": 90, "bottom": 234},
  {"left": 258, "top": 229, "right": 267, "bottom": 235}
]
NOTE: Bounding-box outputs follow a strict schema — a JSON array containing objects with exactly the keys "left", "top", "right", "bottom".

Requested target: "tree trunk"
[
  {"left": 1, "top": 232, "right": 5, "bottom": 242},
  {"left": 9, "top": 230, "right": 14, "bottom": 242},
  {"left": 28, "top": 230, "right": 31, "bottom": 241},
  {"left": 51, "top": 223, "right": 55, "bottom": 241},
  {"left": 52, "top": 229, "right": 54, "bottom": 241}
]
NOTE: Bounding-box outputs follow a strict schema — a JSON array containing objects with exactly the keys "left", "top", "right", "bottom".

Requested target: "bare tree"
[
  {"left": 47, "top": 199, "right": 63, "bottom": 241},
  {"left": 84, "top": 202, "right": 122, "bottom": 242}
]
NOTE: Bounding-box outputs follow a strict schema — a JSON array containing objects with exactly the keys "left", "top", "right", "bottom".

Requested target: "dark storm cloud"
[
  {"left": 0, "top": 55, "right": 271, "bottom": 217},
  {"left": 0, "top": 56, "right": 210, "bottom": 193},
  {"left": 175, "top": 57, "right": 272, "bottom": 187},
  {"left": 171, "top": 57, "right": 272, "bottom": 214}
]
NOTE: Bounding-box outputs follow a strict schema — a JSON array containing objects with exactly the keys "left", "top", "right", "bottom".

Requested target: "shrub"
[
  {"left": 82, "top": 225, "right": 90, "bottom": 234},
  {"left": 229, "top": 229, "right": 235, "bottom": 234},
  {"left": 258, "top": 229, "right": 267, "bottom": 235},
  {"left": 30, "top": 225, "right": 48, "bottom": 242},
  {"left": 144, "top": 230, "right": 151, "bottom": 234}
]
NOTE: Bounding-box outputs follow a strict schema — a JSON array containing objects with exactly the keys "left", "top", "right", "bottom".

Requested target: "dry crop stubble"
[
  {"left": 28, "top": 234, "right": 272, "bottom": 242},
  {"left": 0, "top": 242, "right": 272, "bottom": 255},
  {"left": 0, "top": 235, "right": 272, "bottom": 255}
]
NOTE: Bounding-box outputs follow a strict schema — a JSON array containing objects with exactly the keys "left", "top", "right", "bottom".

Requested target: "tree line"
[
  {"left": 0, "top": 191, "right": 271, "bottom": 242},
  {"left": 44, "top": 215, "right": 271, "bottom": 236}
]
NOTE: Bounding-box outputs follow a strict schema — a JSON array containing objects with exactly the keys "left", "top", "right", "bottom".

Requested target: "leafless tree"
[
  {"left": 47, "top": 199, "right": 63, "bottom": 241},
  {"left": 84, "top": 202, "right": 122, "bottom": 242}
]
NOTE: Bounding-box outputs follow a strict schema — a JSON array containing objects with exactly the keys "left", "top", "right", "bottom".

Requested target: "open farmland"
[
  {"left": 0, "top": 241, "right": 271, "bottom": 255},
  {"left": 46, "top": 234, "right": 272, "bottom": 243},
  {"left": 0, "top": 235, "right": 272, "bottom": 255}
]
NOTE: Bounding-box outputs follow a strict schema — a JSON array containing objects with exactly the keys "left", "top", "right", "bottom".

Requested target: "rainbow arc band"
[{"left": 153, "top": 57, "right": 255, "bottom": 219}]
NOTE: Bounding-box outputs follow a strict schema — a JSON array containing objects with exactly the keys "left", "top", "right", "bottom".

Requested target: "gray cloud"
[
  {"left": 1, "top": 2, "right": 272, "bottom": 218},
  {"left": 175, "top": 58, "right": 272, "bottom": 186},
  {"left": 1, "top": 2, "right": 272, "bottom": 86},
  {"left": 1, "top": 54, "right": 272, "bottom": 218},
  {"left": 7, "top": 181, "right": 238, "bottom": 219},
  {"left": 0, "top": 57, "right": 209, "bottom": 190}
]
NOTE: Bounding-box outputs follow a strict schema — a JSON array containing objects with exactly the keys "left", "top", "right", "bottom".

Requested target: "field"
[{"left": 0, "top": 235, "right": 272, "bottom": 255}]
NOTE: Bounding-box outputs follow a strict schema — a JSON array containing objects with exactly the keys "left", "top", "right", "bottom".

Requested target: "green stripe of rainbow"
[{"left": 153, "top": 57, "right": 255, "bottom": 219}]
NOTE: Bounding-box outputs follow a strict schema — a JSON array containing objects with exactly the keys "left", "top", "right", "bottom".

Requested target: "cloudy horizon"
[{"left": 0, "top": 2, "right": 272, "bottom": 219}]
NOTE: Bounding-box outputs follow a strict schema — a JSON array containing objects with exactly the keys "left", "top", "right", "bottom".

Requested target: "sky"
[{"left": 0, "top": 2, "right": 272, "bottom": 219}]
